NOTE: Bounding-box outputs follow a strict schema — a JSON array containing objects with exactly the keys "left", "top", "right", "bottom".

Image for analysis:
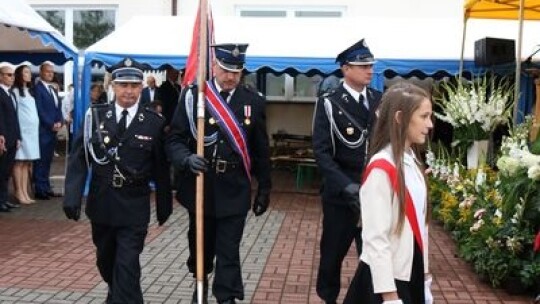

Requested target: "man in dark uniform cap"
[
  {"left": 166, "top": 43, "right": 272, "bottom": 304},
  {"left": 312, "top": 39, "right": 382, "bottom": 304},
  {"left": 63, "top": 58, "right": 172, "bottom": 304}
]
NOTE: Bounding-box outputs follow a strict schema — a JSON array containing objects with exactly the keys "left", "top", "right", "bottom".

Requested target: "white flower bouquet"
[{"left": 435, "top": 76, "right": 514, "bottom": 146}]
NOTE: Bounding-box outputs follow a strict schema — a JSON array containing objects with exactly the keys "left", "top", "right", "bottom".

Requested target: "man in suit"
[
  {"left": 166, "top": 43, "right": 272, "bottom": 304},
  {"left": 140, "top": 75, "right": 158, "bottom": 106},
  {"left": 33, "top": 61, "right": 64, "bottom": 200},
  {"left": 0, "top": 63, "right": 21, "bottom": 212},
  {"left": 63, "top": 58, "right": 173, "bottom": 304},
  {"left": 312, "top": 39, "right": 382, "bottom": 304},
  {"left": 156, "top": 66, "right": 181, "bottom": 128}
]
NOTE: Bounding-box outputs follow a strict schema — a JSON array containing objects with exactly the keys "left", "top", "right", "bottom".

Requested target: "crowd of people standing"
[{"left": 0, "top": 61, "right": 65, "bottom": 212}]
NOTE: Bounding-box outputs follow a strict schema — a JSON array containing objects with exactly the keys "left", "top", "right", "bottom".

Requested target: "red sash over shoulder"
[
  {"left": 363, "top": 159, "right": 423, "bottom": 253},
  {"left": 204, "top": 81, "right": 251, "bottom": 181}
]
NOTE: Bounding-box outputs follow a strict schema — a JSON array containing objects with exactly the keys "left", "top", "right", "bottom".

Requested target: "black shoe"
[
  {"left": 218, "top": 299, "right": 236, "bottom": 304},
  {"left": 5, "top": 201, "right": 20, "bottom": 208},
  {"left": 0, "top": 204, "right": 11, "bottom": 212},
  {"left": 191, "top": 278, "right": 209, "bottom": 304},
  {"left": 34, "top": 192, "right": 50, "bottom": 200},
  {"left": 46, "top": 191, "right": 63, "bottom": 198}
]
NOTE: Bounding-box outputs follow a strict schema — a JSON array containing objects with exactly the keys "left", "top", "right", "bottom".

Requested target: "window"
[
  {"left": 254, "top": 73, "right": 322, "bottom": 103},
  {"left": 36, "top": 7, "right": 117, "bottom": 49},
  {"left": 240, "top": 10, "right": 286, "bottom": 18},
  {"left": 294, "top": 74, "right": 322, "bottom": 98},
  {"left": 295, "top": 11, "right": 342, "bottom": 18},
  {"left": 237, "top": 6, "right": 345, "bottom": 19},
  {"left": 37, "top": 10, "right": 65, "bottom": 35},
  {"left": 73, "top": 10, "right": 115, "bottom": 49},
  {"left": 266, "top": 74, "right": 287, "bottom": 100}
]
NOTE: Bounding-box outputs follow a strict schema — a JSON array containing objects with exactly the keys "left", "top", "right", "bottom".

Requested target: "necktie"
[
  {"left": 220, "top": 90, "right": 230, "bottom": 102},
  {"left": 49, "top": 85, "right": 58, "bottom": 106},
  {"left": 359, "top": 94, "right": 369, "bottom": 110},
  {"left": 117, "top": 109, "right": 128, "bottom": 137},
  {"left": 9, "top": 91, "right": 17, "bottom": 110}
]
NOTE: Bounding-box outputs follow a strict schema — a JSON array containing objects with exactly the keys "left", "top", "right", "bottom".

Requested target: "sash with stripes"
[
  {"left": 204, "top": 80, "right": 251, "bottom": 181},
  {"left": 363, "top": 159, "right": 423, "bottom": 253}
]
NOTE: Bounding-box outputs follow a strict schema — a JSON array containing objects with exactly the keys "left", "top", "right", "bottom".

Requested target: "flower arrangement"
[
  {"left": 427, "top": 119, "right": 540, "bottom": 291},
  {"left": 434, "top": 76, "right": 514, "bottom": 147}
]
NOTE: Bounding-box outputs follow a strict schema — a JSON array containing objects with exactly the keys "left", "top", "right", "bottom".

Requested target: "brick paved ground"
[{"left": 0, "top": 158, "right": 535, "bottom": 303}]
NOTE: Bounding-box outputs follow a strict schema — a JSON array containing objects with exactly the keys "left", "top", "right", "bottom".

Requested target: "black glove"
[
  {"left": 184, "top": 154, "right": 208, "bottom": 174},
  {"left": 252, "top": 189, "right": 270, "bottom": 216},
  {"left": 63, "top": 205, "right": 81, "bottom": 221},
  {"left": 343, "top": 183, "right": 361, "bottom": 215}
]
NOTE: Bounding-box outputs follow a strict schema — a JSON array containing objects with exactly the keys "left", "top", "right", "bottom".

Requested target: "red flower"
[{"left": 534, "top": 231, "right": 540, "bottom": 253}]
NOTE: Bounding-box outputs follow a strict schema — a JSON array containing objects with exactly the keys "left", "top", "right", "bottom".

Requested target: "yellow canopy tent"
[
  {"left": 461, "top": 0, "right": 540, "bottom": 120},
  {"left": 465, "top": 0, "right": 540, "bottom": 20}
]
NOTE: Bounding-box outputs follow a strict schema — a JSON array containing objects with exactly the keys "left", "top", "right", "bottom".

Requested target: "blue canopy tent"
[
  {"left": 0, "top": 0, "right": 79, "bottom": 121},
  {"left": 79, "top": 15, "right": 537, "bottom": 132}
]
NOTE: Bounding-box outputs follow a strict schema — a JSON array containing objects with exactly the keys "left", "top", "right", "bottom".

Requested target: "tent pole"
[
  {"left": 513, "top": 0, "right": 525, "bottom": 122},
  {"left": 459, "top": 17, "right": 468, "bottom": 79}
]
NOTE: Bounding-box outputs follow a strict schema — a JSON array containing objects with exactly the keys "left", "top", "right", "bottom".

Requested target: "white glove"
[
  {"left": 382, "top": 300, "right": 403, "bottom": 304},
  {"left": 425, "top": 276, "right": 433, "bottom": 304}
]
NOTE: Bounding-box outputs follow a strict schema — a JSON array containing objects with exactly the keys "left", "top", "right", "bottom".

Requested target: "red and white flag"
[{"left": 182, "top": 1, "right": 215, "bottom": 86}]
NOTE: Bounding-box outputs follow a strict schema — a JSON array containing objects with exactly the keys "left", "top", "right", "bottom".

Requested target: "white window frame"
[{"left": 32, "top": 5, "right": 118, "bottom": 48}]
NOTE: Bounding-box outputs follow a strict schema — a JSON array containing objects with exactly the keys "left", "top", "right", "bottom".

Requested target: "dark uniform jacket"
[
  {"left": 312, "top": 83, "right": 382, "bottom": 205},
  {"left": 166, "top": 82, "right": 272, "bottom": 218},
  {"left": 156, "top": 80, "right": 181, "bottom": 127},
  {"left": 64, "top": 103, "right": 172, "bottom": 226},
  {"left": 0, "top": 89, "right": 21, "bottom": 149}
]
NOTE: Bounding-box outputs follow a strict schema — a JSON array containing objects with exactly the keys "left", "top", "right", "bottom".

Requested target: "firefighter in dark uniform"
[
  {"left": 166, "top": 43, "right": 272, "bottom": 304},
  {"left": 62, "top": 58, "right": 173, "bottom": 304},
  {"left": 312, "top": 39, "right": 382, "bottom": 304}
]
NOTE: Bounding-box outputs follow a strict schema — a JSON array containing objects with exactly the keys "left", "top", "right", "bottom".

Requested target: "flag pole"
[{"left": 195, "top": 0, "right": 208, "bottom": 303}]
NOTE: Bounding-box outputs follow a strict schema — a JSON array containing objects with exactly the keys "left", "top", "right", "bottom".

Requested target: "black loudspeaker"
[{"left": 474, "top": 37, "right": 515, "bottom": 66}]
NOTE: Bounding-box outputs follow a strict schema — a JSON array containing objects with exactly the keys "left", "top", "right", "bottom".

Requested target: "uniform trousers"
[
  {"left": 91, "top": 223, "right": 148, "bottom": 304},
  {"left": 187, "top": 212, "right": 246, "bottom": 302},
  {"left": 34, "top": 131, "right": 57, "bottom": 194},
  {"left": 343, "top": 241, "right": 425, "bottom": 304},
  {"left": 317, "top": 201, "right": 362, "bottom": 303},
  {"left": 0, "top": 148, "right": 16, "bottom": 203}
]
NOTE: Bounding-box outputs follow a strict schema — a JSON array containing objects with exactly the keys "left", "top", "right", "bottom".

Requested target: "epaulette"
[
  {"left": 243, "top": 84, "right": 265, "bottom": 99},
  {"left": 322, "top": 89, "right": 338, "bottom": 98},
  {"left": 143, "top": 107, "right": 165, "bottom": 120}
]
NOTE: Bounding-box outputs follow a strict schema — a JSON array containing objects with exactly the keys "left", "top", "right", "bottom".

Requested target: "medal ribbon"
[{"left": 204, "top": 81, "right": 251, "bottom": 181}]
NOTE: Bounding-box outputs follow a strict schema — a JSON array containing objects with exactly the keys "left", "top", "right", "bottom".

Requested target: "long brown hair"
[
  {"left": 13, "top": 65, "right": 34, "bottom": 97},
  {"left": 368, "top": 81, "right": 431, "bottom": 234}
]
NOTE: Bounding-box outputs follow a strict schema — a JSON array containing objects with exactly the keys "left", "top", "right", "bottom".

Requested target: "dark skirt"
[{"left": 343, "top": 241, "right": 425, "bottom": 304}]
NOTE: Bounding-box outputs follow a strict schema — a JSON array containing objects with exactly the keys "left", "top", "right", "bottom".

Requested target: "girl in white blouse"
[{"left": 344, "top": 82, "right": 433, "bottom": 304}]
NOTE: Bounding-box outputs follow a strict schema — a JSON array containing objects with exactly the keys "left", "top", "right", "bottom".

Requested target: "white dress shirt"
[{"left": 115, "top": 103, "right": 139, "bottom": 128}]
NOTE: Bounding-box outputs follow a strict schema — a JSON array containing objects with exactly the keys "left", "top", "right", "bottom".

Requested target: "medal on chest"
[{"left": 244, "top": 105, "right": 251, "bottom": 125}]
